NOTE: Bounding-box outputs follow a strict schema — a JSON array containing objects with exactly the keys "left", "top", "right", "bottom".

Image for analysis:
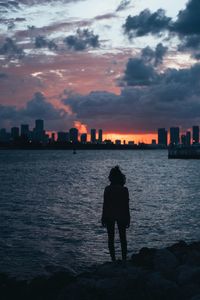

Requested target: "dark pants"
[{"left": 106, "top": 221, "right": 127, "bottom": 261}]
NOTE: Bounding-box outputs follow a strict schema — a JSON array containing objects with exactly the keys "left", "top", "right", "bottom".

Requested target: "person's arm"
[
  {"left": 101, "top": 187, "right": 108, "bottom": 227},
  {"left": 126, "top": 187, "right": 130, "bottom": 228}
]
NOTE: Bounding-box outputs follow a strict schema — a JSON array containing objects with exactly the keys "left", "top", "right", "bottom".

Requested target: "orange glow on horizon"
[
  {"left": 104, "top": 133, "right": 158, "bottom": 144},
  {"left": 46, "top": 131, "right": 157, "bottom": 144}
]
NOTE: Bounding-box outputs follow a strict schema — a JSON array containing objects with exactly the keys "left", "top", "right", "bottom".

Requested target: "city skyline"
[
  {"left": 1, "top": 118, "right": 200, "bottom": 146},
  {"left": 1, "top": 1, "right": 200, "bottom": 142}
]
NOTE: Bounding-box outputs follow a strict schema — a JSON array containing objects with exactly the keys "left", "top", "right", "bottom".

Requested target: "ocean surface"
[{"left": 0, "top": 150, "right": 200, "bottom": 278}]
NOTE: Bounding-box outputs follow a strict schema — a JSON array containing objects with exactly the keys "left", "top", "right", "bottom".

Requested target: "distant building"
[
  {"left": 170, "top": 127, "right": 180, "bottom": 145},
  {"left": 11, "top": 127, "right": 19, "bottom": 140},
  {"left": 115, "top": 139, "right": 121, "bottom": 145},
  {"left": 21, "top": 124, "right": 29, "bottom": 139},
  {"left": 57, "top": 132, "right": 68, "bottom": 142},
  {"left": 158, "top": 128, "right": 168, "bottom": 146},
  {"left": 98, "top": 129, "right": 103, "bottom": 144},
  {"left": 0, "top": 128, "right": 10, "bottom": 142},
  {"left": 90, "top": 129, "right": 96, "bottom": 143},
  {"left": 186, "top": 131, "right": 191, "bottom": 146},
  {"left": 51, "top": 133, "right": 55, "bottom": 143},
  {"left": 33, "top": 119, "right": 44, "bottom": 143},
  {"left": 104, "top": 139, "right": 112, "bottom": 144},
  {"left": 69, "top": 128, "right": 78, "bottom": 143},
  {"left": 128, "top": 141, "right": 135, "bottom": 145},
  {"left": 181, "top": 134, "right": 186, "bottom": 145},
  {"left": 192, "top": 126, "right": 199, "bottom": 144},
  {"left": 151, "top": 139, "right": 156, "bottom": 145},
  {"left": 81, "top": 133, "right": 87, "bottom": 143}
]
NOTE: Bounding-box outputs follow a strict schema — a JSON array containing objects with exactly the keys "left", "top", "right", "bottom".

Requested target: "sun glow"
[{"left": 104, "top": 133, "right": 158, "bottom": 144}]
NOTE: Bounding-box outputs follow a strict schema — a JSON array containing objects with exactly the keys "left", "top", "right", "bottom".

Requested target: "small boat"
[{"left": 73, "top": 149, "right": 76, "bottom": 154}]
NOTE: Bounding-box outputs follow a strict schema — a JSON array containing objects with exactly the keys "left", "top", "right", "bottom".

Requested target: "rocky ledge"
[{"left": 1, "top": 241, "right": 200, "bottom": 300}]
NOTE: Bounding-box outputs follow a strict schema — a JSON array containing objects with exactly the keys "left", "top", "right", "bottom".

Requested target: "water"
[{"left": 0, "top": 150, "right": 200, "bottom": 278}]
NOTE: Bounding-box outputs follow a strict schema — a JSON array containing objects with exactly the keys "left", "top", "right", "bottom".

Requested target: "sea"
[{"left": 0, "top": 150, "right": 200, "bottom": 278}]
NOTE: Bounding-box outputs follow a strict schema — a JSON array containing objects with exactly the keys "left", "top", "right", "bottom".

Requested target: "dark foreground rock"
[{"left": 1, "top": 241, "right": 200, "bottom": 300}]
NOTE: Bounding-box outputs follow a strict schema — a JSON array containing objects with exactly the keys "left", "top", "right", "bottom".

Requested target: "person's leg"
[
  {"left": 117, "top": 222, "right": 127, "bottom": 261},
  {"left": 106, "top": 221, "right": 116, "bottom": 261}
]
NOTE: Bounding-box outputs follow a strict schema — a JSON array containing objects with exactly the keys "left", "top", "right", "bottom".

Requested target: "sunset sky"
[{"left": 1, "top": 0, "right": 200, "bottom": 142}]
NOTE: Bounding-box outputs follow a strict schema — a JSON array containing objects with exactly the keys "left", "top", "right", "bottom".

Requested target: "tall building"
[
  {"left": 186, "top": 131, "right": 191, "bottom": 146},
  {"left": 11, "top": 127, "right": 19, "bottom": 140},
  {"left": 81, "top": 133, "right": 87, "bottom": 143},
  {"left": 98, "top": 129, "right": 103, "bottom": 144},
  {"left": 0, "top": 128, "right": 9, "bottom": 142},
  {"left": 35, "top": 119, "right": 44, "bottom": 132},
  {"left": 33, "top": 119, "right": 44, "bottom": 142},
  {"left": 170, "top": 127, "right": 180, "bottom": 145},
  {"left": 90, "top": 129, "right": 96, "bottom": 143},
  {"left": 69, "top": 128, "right": 78, "bottom": 143},
  {"left": 181, "top": 134, "right": 186, "bottom": 145},
  {"left": 51, "top": 132, "right": 55, "bottom": 142},
  {"left": 21, "top": 124, "right": 29, "bottom": 139},
  {"left": 192, "top": 126, "right": 199, "bottom": 144},
  {"left": 158, "top": 128, "right": 168, "bottom": 146},
  {"left": 57, "top": 132, "right": 68, "bottom": 142}
]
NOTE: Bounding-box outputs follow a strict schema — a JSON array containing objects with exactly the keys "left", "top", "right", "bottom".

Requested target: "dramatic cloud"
[
  {"left": 123, "top": 9, "right": 171, "bottom": 38},
  {"left": 0, "top": 92, "right": 71, "bottom": 129},
  {"left": 62, "top": 63, "right": 200, "bottom": 133},
  {"left": 173, "top": 0, "right": 200, "bottom": 35},
  {"left": 141, "top": 43, "right": 168, "bottom": 66},
  {"left": 123, "top": 58, "right": 157, "bottom": 86},
  {"left": 35, "top": 36, "right": 57, "bottom": 50},
  {"left": 116, "top": 0, "right": 131, "bottom": 12},
  {"left": 64, "top": 29, "right": 99, "bottom": 51},
  {"left": 0, "top": 38, "right": 24, "bottom": 58}
]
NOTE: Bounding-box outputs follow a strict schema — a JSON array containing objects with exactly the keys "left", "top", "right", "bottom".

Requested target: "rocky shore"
[{"left": 1, "top": 241, "right": 200, "bottom": 300}]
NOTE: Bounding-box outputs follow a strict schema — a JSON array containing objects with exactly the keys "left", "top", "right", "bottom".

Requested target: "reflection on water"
[{"left": 0, "top": 150, "right": 200, "bottom": 278}]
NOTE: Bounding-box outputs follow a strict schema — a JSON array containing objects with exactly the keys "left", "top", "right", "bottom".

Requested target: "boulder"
[{"left": 153, "top": 249, "right": 178, "bottom": 273}]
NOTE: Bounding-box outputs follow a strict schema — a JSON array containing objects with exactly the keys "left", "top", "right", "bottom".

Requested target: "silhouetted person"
[{"left": 101, "top": 166, "right": 130, "bottom": 261}]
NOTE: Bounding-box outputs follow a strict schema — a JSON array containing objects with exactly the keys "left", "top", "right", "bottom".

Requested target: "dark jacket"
[{"left": 102, "top": 184, "right": 130, "bottom": 225}]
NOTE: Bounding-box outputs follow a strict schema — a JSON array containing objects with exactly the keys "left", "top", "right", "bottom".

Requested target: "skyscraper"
[
  {"left": 192, "top": 126, "right": 199, "bottom": 144},
  {"left": 69, "top": 128, "right": 78, "bottom": 143},
  {"left": 34, "top": 119, "right": 44, "bottom": 142},
  {"left": 170, "top": 127, "right": 180, "bottom": 145},
  {"left": 158, "top": 128, "right": 168, "bottom": 146},
  {"left": 186, "top": 131, "right": 191, "bottom": 146},
  {"left": 98, "top": 129, "right": 103, "bottom": 144},
  {"left": 81, "top": 133, "right": 87, "bottom": 143},
  {"left": 57, "top": 132, "right": 68, "bottom": 142},
  {"left": 21, "top": 124, "right": 29, "bottom": 139},
  {"left": 11, "top": 127, "right": 19, "bottom": 140},
  {"left": 90, "top": 129, "right": 96, "bottom": 143}
]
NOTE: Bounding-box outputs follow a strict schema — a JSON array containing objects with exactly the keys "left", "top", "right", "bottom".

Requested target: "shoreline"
[{"left": 1, "top": 240, "right": 200, "bottom": 300}]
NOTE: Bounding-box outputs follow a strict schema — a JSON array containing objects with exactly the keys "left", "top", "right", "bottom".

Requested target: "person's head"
[{"left": 108, "top": 166, "right": 126, "bottom": 186}]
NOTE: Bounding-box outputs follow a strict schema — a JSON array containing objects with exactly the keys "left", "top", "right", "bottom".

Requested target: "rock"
[
  {"left": 153, "top": 249, "right": 178, "bottom": 273},
  {"left": 131, "top": 247, "right": 156, "bottom": 268},
  {"left": 191, "top": 295, "right": 200, "bottom": 300},
  {"left": 176, "top": 264, "right": 200, "bottom": 285}
]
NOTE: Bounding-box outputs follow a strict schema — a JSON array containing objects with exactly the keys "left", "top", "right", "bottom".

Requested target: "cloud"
[
  {"left": 116, "top": 0, "right": 131, "bottom": 12},
  {"left": 123, "top": 58, "right": 157, "bottom": 86},
  {"left": 35, "top": 36, "right": 57, "bottom": 50},
  {"left": 0, "top": 92, "right": 71, "bottom": 130},
  {"left": 64, "top": 29, "right": 100, "bottom": 51},
  {"left": 0, "top": 38, "right": 24, "bottom": 58},
  {"left": 123, "top": 9, "right": 171, "bottom": 38},
  {"left": 173, "top": 0, "right": 200, "bottom": 36},
  {"left": 62, "top": 63, "right": 200, "bottom": 133},
  {"left": 141, "top": 43, "right": 168, "bottom": 66}
]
